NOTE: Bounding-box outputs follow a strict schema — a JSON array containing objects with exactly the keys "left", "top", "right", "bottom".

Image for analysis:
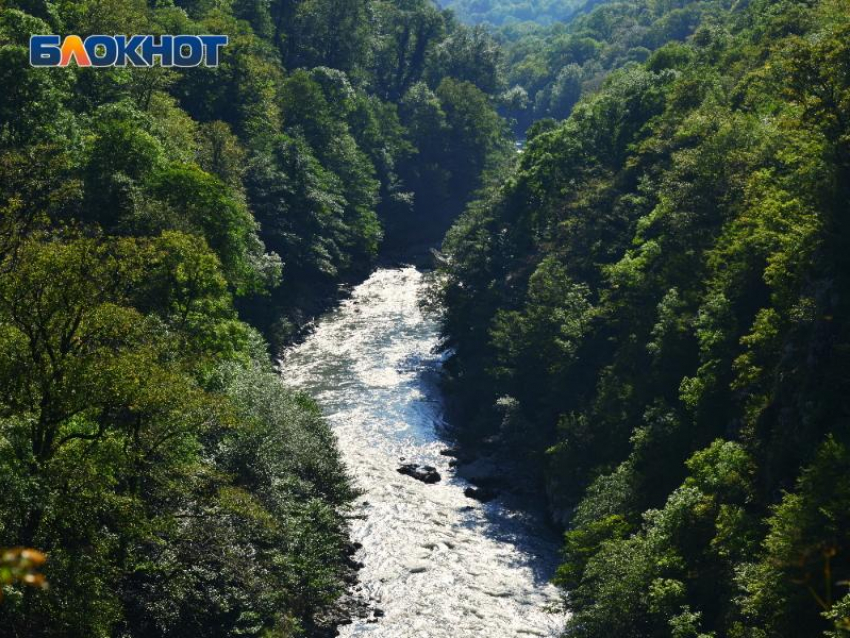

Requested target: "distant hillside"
[{"left": 438, "top": 0, "right": 588, "bottom": 26}]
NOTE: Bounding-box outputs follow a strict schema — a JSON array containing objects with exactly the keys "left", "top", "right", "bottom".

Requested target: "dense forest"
[
  {"left": 438, "top": 0, "right": 587, "bottom": 26},
  {"left": 497, "top": 0, "right": 723, "bottom": 131},
  {"left": 0, "top": 0, "right": 510, "bottom": 636},
  {"left": 444, "top": 0, "right": 739, "bottom": 134},
  {"left": 440, "top": 0, "right": 850, "bottom": 637}
]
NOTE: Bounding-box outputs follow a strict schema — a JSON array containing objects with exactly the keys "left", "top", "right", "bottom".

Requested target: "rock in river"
[
  {"left": 397, "top": 463, "right": 441, "bottom": 484},
  {"left": 464, "top": 487, "right": 498, "bottom": 502}
]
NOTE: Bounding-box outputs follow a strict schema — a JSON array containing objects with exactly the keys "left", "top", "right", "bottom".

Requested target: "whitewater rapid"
[{"left": 280, "top": 267, "right": 565, "bottom": 637}]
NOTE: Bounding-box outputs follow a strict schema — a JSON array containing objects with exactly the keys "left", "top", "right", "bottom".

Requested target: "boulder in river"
[
  {"left": 405, "top": 561, "right": 429, "bottom": 574},
  {"left": 397, "top": 463, "right": 441, "bottom": 484},
  {"left": 464, "top": 486, "right": 498, "bottom": 502}
]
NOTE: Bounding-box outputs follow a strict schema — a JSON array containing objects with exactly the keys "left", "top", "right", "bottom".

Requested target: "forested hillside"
[
  {"left": 0, "top": 0, "right": 510, "bottom": 636},
  {"left": 439, "top": 0, "right": 587, "bottom": 26},
  {"left": 443, "top": 0, "right": 735, "bottom": 135},
  {"left": 440, "top": 0, "right": 850, "bottom": 635},
  {"left": 498, "top": 0, "right": 727, "bottom": 130}
]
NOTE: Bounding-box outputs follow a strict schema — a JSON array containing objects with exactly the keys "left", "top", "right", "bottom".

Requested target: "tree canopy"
[
  {"left": 439, "top": 0, "right": 850, "bottom": 635},
  {"left": 0, "top": 0, "right": 512, "bottom": 635}
]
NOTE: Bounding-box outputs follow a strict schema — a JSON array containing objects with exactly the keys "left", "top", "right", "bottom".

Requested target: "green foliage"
[
  {"left": 439, "top": 0, "right": 586, "bottom": 27},
  {"left": 493, "top": 0, "right": 727, "bottom": 132},
  {"left": 0, "top": 231, "right": 353, "bottom": 636},
  {"left": 738, "top": 438, "right": 850, "bottom": 636},
  {"left": 0, "top": 11, "right": 74, "bottom": 148},
  {"left": 428, "top": 24, "right": 504, "bottom": 94},
  {"left": 436, "top": 77, "right": 513, "bottom": 203},
  {"left": 371, "top": 0, "right": 446, "bottom": 101},
  {"left": 147, "top": 164, "right": 282, "bottom": 294}
]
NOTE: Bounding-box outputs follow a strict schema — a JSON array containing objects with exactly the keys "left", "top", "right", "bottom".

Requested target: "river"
[{"left": 280, "top": 267, "right": 565, "bottom": 637}]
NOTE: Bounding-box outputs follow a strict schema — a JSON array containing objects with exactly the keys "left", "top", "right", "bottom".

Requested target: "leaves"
[{"left": 440, "top": 1, "right": 850, "bottom": 637}]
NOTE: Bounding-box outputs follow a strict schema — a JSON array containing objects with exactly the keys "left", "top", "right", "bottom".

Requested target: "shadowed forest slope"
[{"left": 439, "top": 0, "right": 850, "bottom": 635}]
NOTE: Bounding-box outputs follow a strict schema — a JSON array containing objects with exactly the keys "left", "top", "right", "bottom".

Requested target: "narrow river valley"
[{"left": 280, "top": 267, "right": 565, "bottom": 637}]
